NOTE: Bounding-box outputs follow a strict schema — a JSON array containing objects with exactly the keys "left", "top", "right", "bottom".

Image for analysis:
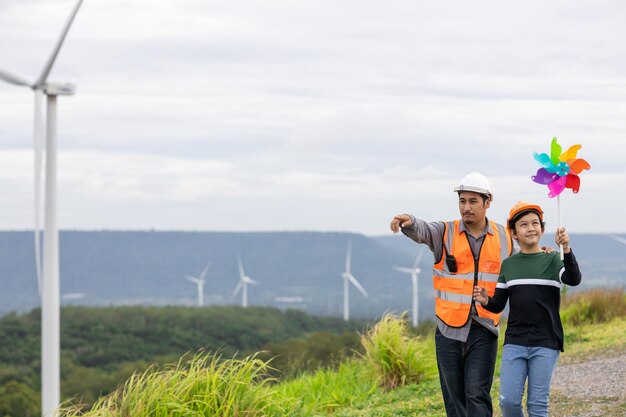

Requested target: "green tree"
[{"left": 0, "top": 381, "right": 40, "bottom": 417}]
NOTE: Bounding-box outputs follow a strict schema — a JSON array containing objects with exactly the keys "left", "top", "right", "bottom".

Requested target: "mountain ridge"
[{"left": 1, "top": 230, "right": 624, "bottom": 319}]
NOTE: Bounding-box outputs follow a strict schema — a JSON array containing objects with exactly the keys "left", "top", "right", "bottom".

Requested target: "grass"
[
  {"left": 359, "top": 313, "right": 436, "bottom": 390},
  {"left": 59, "top": 289, "right": 625, "bottom": 417},
  {"left": 59, "top": 352, "right": 296, "bottom": 417},
  {"left": 560, "top": 315, "right": 626, "bottom": 362},
  {"left": 335, "top": 315, "right": 626, "bottom": 417},
  {"left": 276, "top": 359, "right": 377, "bottom": 415},
  {"left": 561, "top": 288, "right": 626, "bottom": 326}
]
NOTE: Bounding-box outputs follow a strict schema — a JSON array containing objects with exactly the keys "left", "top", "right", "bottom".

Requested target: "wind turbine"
[
  {"left": 185, "top": 262, "right": 211, "bottom": 307},
  {"left": 393, "top": 247, "right": 427, "bottom": 327},
  {"left": 341, "top": 242, "right": 368, "bottom": 321},
  {"left": 0, "top": 2, "right": 84, "bottom": 416},
  {"left": 233, "top": 254, "right": 259, "bottom": 308}
]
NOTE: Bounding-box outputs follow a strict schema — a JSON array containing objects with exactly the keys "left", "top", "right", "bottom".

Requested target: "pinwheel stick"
[{"left": 557, "top": 196, "right": 564, "bottom": 260}]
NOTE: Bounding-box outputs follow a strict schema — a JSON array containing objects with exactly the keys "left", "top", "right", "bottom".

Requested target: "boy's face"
[
  {"left": 458, "top": 191, "right": 490, "bottom": 226},
  {"left": 511, "top": 212, "right": 543, "bottom": 247}
]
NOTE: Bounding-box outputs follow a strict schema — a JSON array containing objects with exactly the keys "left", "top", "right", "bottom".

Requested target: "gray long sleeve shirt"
[{"left": 402, "top": 215, "right": 517, "bottom": 342}]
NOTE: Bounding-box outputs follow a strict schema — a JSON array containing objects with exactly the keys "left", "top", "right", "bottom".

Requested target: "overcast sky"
[{"left": 0, "top": 0, "right": 624, "bottom": 235}]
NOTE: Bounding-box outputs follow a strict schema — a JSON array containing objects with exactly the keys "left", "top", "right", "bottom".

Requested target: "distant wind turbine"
[
  {"left": 233, "top": 254, "right": 259, "bottom": 307},
  {"left": 185, "top": 262, "right": 211, "bottom": 307},
  {"left": 607, "top": 234, "right": 626, "bottom": 245},
  {"left": 341, "top": 242, "right": 368, "bottom": 321},
  {"left": 393, "top": 247, "right": 427, "bottom": 327},
  {"left": 0, "top": 2, "right": 84, "bottom": 416}
]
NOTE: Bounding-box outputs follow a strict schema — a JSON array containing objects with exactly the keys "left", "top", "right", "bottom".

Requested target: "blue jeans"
[
  {"left": 435, "top": 325, "right": 498, "bottom": 417},
  {"left": 499, "top": 344, "right": 560, "bottom": 417}
]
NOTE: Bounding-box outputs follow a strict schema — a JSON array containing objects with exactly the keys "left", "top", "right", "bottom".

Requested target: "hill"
[
  {"left": 0, "top": 230, "right": 624, "bottom": 319},
  {"left": 0, "top": 305, "right": 370, "bottom": 416}
]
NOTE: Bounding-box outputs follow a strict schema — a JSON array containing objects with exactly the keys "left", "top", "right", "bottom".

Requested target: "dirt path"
[{"left": 550, "top": 353, "right": 626, "bottom": 417}]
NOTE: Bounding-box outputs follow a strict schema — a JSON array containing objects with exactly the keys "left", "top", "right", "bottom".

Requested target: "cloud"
[{"left": 0, "top": 0, "right": 624, "bottom": 232}]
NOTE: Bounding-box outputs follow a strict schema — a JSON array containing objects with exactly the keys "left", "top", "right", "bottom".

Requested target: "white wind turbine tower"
[
  {"left": 233, "top": 254, "right": 259, "bottom": 308},
  {"left": 185, "top": 262, "right": 211, "bottom": 307},
  {"left": 0, "top": 2, "right": 84, "bottom": 416},
  {"left": 393, "top": 247, "right": 426, "bottom": 327},
  {"left": 341, "top": 242, "right": 368, "bottom": 321}
]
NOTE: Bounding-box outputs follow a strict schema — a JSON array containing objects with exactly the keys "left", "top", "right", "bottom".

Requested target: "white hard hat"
[{"left": 454, "top": 172, "right": 493, "bottom": 200}]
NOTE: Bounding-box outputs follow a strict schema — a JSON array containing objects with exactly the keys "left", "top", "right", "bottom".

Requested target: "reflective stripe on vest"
[
  {"left": 433, "top": 219, "right": 512, "bottom": 327},
  {"left": 434, "top": 289, "right": 474, "bottom": 305}
]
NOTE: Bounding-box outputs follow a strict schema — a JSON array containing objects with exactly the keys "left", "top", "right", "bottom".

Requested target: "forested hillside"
[{"left": 0, "top": 305, "right": 369, "bottom": 416}]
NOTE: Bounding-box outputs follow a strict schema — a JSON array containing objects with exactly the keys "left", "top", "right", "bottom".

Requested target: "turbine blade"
[
  {"left": 199, "top": 261, "right": 212, "bottom": 280},
  {"left": 0, "top": 68, "right": 32, "bottom": 86},
  {"left": 345, "top": 242, "right": 352, "bottom": 273},
  {"left": 232, "top": 281, "right": 243, "bottom": 299},
  {"left": 237, "top": 254, "right": 245, "bottom": 279},
  {"left": 245, "top": 277, "right": 259, "bottom": 285},
  {"left": 608, "top": 234, "right": 626, "bottom": 245},
  {"left": 347, "top": 274, "right": 368, "bottom": 298},
  {"left": 393, "top": 266, "right": 414, "bottom": 273},
  {"left": 185, "top": 275, "right": 201, "bottom": 284},
  {"left": 36, "top": 0, "right": 85, "bottom": 86},
  {"left": 413, "top": 247, "right": 426, "bottom": 269}
]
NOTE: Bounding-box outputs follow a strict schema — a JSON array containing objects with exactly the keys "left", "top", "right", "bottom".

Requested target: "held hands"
[
  {"left": 390, "top": 214, "right": 413, "bottom": 234},
  {"left": 555, "top": 227, "right": 571, "bottom": 254},
  {"left": 473, "top": 286, "right": 489, "bottom": 306}
]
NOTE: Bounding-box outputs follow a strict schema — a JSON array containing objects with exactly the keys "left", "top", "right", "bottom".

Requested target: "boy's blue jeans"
[{"left": 499, "top": 344, "right": 560, "bottom": 417}]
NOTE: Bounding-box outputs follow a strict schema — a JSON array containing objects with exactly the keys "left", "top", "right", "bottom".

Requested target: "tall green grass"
[
  {"left": 360, "top": 313, "right": 436, "bottom": 390},
  {"left": 561, "top": 288, "right": 626, "bottom": 326},
  {"left": 59, "top": 352, "right": 295, "bottom": 417},
  {"left": 276, "top": 359, "right": 377, "bottom": 415}
]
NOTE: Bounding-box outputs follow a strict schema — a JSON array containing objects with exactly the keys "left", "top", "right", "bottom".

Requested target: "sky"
[{"left": 0, "top": 0, "right": 625, "bottom": 235}]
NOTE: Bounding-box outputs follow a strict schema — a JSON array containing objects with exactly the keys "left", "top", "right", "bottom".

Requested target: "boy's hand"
[
  {"left": 473, "top": 286, "right": 489, "bottom": 306},
  {"left": 555, "top": 227, "right": 571, "bottom": 253},
  {"left": 390, "top": 214, "right": 413, "bottom": 234}
]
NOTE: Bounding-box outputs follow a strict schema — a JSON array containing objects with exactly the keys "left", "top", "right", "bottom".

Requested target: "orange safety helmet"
[{"left": 507, "top": 201, "right": 544, "bottom": 230}]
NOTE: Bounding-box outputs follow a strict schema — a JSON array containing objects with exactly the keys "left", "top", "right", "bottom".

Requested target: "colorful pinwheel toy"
[
  {"left": 531, "top": 137, "right": 591, "bottom": 198},
  {"left": 531, "top": 136, "right": 591, "bottom": 258}
]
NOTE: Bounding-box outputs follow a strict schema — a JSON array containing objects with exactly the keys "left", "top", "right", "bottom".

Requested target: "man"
[{"left": 390, "top": 171, "right": 513, "bottom": 417}]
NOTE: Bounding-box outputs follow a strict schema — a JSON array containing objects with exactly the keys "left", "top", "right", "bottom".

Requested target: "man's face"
[{"left": 458, "top": 192, "right": 490, "bottom": 225}]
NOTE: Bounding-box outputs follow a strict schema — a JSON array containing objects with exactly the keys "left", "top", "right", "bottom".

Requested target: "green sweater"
[{"left": 484, "top": 251, "right": 581, "bottom": 351}]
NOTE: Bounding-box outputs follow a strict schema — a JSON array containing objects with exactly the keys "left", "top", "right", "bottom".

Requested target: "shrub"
[
  {"left": 561, "top": 288, "right": 626, "bottom": 326},
  {"left": 360, "top": 313, "right": 435, "bottom": 390},
  {"left": 259, "top": 331, "right": 363, "bottom": 379}
]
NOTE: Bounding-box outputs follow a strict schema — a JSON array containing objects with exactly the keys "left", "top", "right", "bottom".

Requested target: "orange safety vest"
[{"left": 433, "top": 220, "right": 512, "bottom": 327}]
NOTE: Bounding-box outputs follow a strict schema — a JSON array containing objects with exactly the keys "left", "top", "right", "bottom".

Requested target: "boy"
[{"left": 473, "top": 201, "right": 581, "bottom": 417}]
